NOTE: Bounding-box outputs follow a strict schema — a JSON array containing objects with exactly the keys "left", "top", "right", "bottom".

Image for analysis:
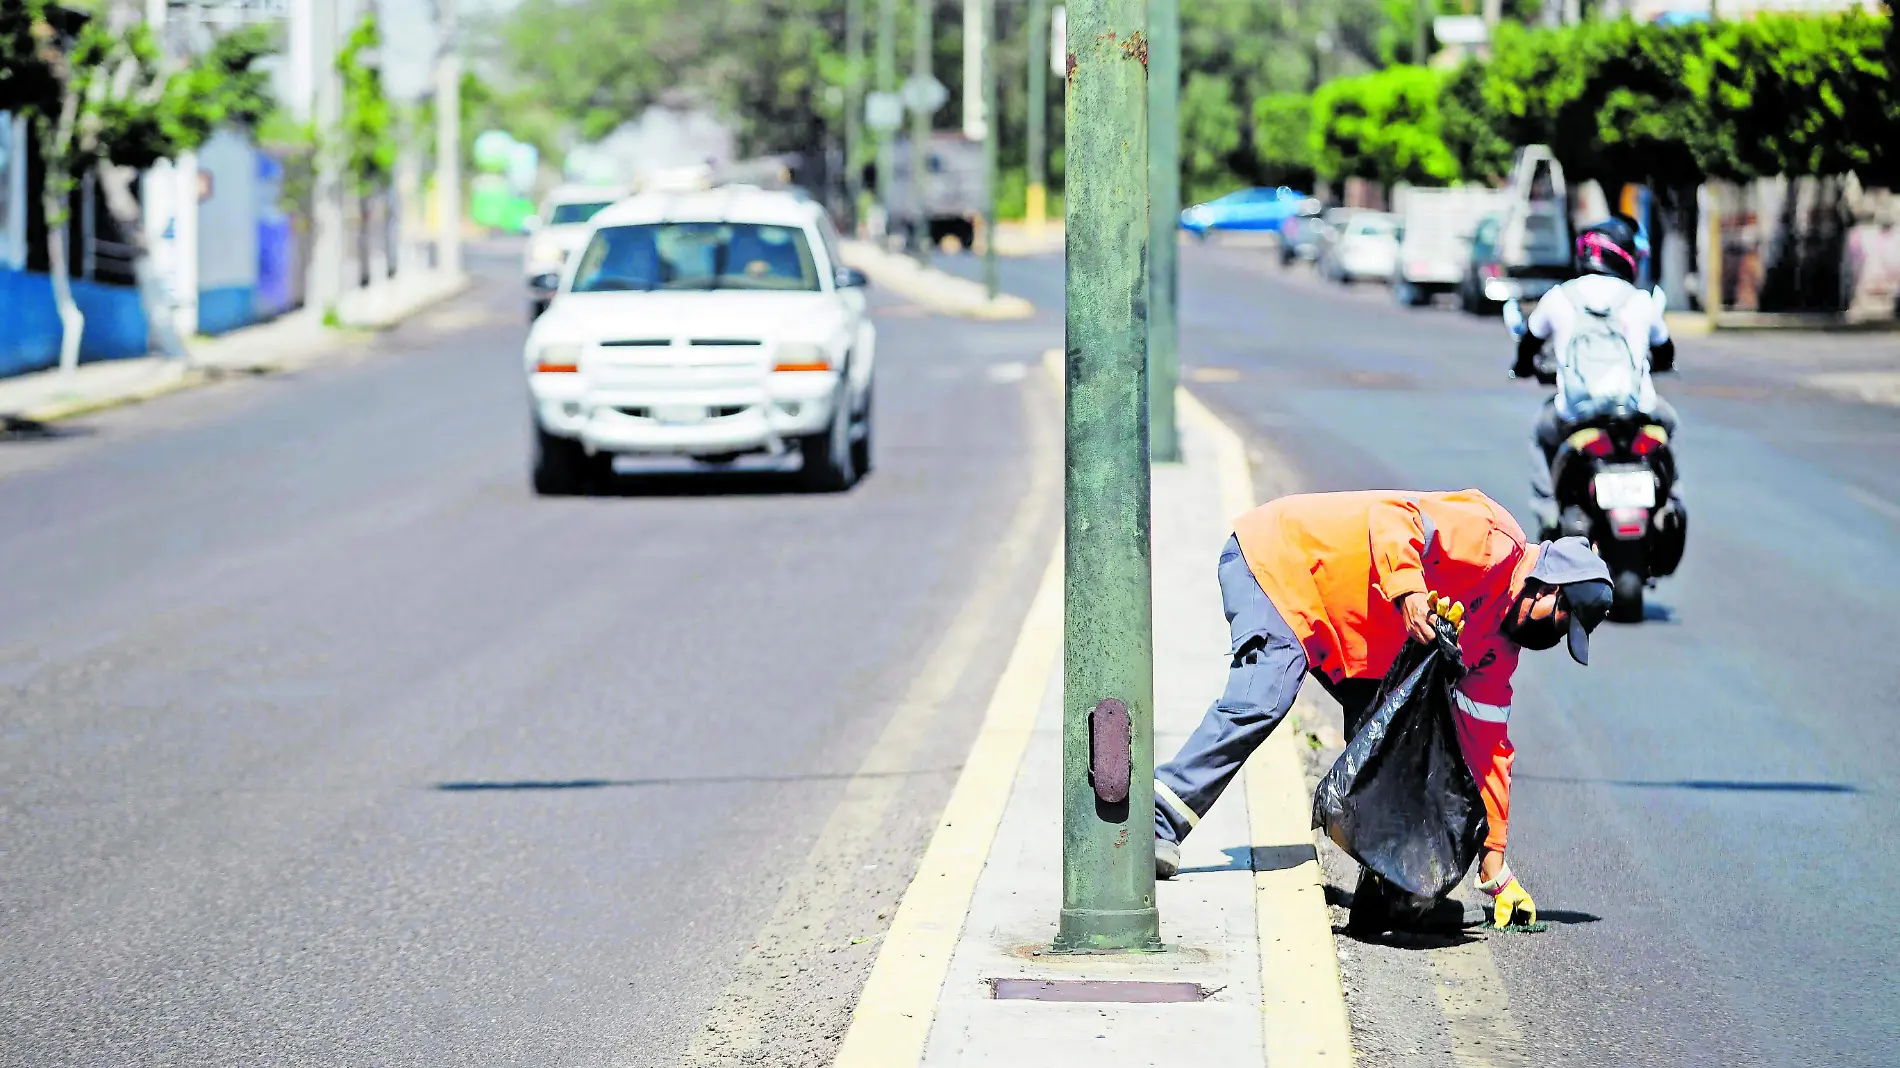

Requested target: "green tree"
[
  {"left": 1311, "top": 64, "right": 1456, "bottom": 187},
  {"left": 1692, "top": 12, "right": 1892, "bottom": 181},
  {"left": 0, "top": 1, "right": 274, "bottom": 370},
  {"left": 1181, "top": 71, "right": 1243, "bottom": 202},
  {"left": 1250, "top": 91, "right": 1313, "bottom": 187}
]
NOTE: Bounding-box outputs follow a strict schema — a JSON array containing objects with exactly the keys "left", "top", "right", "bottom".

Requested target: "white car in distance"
[
  {"left": 524, "top": 184, "right": 630, "bottom": 318},
  {"left": 524, "top": 188, "right": 875, "bottom": 494}
]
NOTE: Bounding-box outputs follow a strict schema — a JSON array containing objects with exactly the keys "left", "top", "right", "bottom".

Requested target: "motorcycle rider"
[{"left": 1513, "top": 215, "right": 1680, "bottom": 537}]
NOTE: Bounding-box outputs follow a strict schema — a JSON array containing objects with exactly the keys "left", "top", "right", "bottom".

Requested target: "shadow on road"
[
  {"left": 546, "top": 465, "right": 868, "bottom": 499},
  {"left": 431, "top": 766, "right": 956, "bottom": 792},
  {"left": 0, "top": 416, "right": 93, "bottom": 442},
  {"left": 1520, "top": 774, "right": 1859, "bottom": 794}
]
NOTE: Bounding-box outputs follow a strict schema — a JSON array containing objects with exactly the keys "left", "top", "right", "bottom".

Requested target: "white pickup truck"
[
  {"left": 1392, "top": 186, "right": 1509, "bottom": 306},
  {"left": 523, "top": 187, "right": 876, "bottom": 494}
]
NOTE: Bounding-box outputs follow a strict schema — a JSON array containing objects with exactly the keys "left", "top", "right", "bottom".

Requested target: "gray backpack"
[{"left": 1557, "top": 285, "right": 1642, "bottom": 416}]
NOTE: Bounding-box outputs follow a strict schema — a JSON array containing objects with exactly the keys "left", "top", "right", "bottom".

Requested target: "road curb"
[
  {"left": 839, "top": 241, "right": 1035, "bottom": 321},
  {"left": 21, "top": 364, "right": 203, "bottom": 424},
  {"left": 1178, "top": 387, "right": 1356, "bottom": 1067}
]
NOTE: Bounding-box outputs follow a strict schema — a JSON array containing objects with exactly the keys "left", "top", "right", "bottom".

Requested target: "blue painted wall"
[
  {"left": 196, "top": 284, "right": 257, "bottom": 337},
  {"left": 0, "top": 267, "right": 149, "bottom": 378}
]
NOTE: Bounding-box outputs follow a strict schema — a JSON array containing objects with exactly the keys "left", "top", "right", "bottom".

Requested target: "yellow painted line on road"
[
  {"left": 830, "top": 547, "right": 1062, "bottom": 1067},
  {"left": 1180, "top": 386, "right": 1355, "bottom": 1066}
]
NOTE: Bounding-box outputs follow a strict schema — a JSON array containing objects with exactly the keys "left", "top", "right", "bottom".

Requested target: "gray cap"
[{"left": 1526, "top": 537, "right": 1614, "bottom": 665}]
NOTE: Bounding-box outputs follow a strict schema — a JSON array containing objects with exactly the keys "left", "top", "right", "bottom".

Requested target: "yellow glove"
[
  {"left": 1489, "top": 877, "right": 1537, "bottom": 929},
  {"left": 1427, "top": 592, "right": 1466, "bottom": 634}
]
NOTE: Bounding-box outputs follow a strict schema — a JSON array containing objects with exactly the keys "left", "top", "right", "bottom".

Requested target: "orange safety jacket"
[{"left": 1232, "top": 489, "right": 1540, "bottom": 852}]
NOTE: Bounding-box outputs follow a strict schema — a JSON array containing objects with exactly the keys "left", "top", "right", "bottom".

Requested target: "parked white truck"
[
  {"left": 886, "top": 133, "right": 987, "bottom": 252},
  {"left": 1391, "top": 185, "right": 1510, "bottom": 306}
]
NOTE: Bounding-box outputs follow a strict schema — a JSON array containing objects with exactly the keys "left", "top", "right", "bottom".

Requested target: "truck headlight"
[
  {"left": 534, "top": 342, "right": 583, "bottom": 373},
  {"left": 530, "top": 235, "right": 567, "bottom": 267},
  {"left": 773, "top": 342, "right": 831, "bottom": 372}
]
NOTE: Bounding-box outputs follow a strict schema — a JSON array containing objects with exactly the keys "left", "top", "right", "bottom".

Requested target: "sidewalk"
[
  {"left": 840, "top": 240, "right": 1035, "bottom": 320},
  {"left": 0, "top": 270, "right": 466, "bottom": 425},
  {"left": 833, "top": 368, "right": 1352, "bottom": 1067}
]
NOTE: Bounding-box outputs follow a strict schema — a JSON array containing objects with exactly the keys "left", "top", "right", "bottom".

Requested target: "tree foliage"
[
  {"left": 337, "top": 14, "right": 395, "bottom": 194},
  {"left": 1251, "top": 91, "right": 1313, "bottom": 186},
  {"left": 1311, "top": 65, "right": 1457, "bottom": 187}
]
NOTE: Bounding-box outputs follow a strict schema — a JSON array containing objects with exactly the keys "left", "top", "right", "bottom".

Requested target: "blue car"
[{"left": 1179, "top": 187, "right": 1311, "bottom": 237}]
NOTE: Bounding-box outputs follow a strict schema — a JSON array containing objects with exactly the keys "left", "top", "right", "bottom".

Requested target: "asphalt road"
[
  {"left": 948, "top": 241, "right": 1900, "bottom": 1067},
  {"left": 0, "top": 244, "right": 1060, "bottom": 1066}
]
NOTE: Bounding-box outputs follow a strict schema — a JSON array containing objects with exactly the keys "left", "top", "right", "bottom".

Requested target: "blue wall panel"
[{"left": 0, "top": 267, "right": 149, "bottom": 378}]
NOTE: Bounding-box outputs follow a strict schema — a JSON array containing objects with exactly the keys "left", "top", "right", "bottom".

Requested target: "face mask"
[{"left": 1503, "top": 589, "right": 1565, "bottom": 650}]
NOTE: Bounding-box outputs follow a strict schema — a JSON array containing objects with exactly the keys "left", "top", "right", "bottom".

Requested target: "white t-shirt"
[{"left": 1528, "top": 276, "right": 1670, "bottom": 421}]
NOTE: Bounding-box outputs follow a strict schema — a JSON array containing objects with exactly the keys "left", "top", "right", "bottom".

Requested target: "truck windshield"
[
  {"left": 571, "top": 223, "right": 822, "bottom": 293},
  {"left": 547, "top": 201, "right": 615, "bottom": 225}
]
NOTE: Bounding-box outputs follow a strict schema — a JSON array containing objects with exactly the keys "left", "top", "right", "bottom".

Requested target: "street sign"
[
  {"left": 1051, "top": 5, "right": 1065, "bottom": 76},
  {"left": 900, "top": 74, "right": 949, "bottom": 115},
  {"left": 1433, "top": 15, "right": 1488, "bottom": 45},
  {"left": 865, "top": 91, "right": 903, "bottom": 131}
]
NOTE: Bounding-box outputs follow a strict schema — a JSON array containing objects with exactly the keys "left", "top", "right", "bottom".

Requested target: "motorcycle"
[{"left": 1504, "top": 293, "right": 1686, "bottom": 622}]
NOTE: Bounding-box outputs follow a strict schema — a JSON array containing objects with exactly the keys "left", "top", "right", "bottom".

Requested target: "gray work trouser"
[
  {"left": 1155, "top": 536, "right": 1384, "bottom": 845},
  {"left": 1529, "top": 396, "right": 1681, "bottom": 530}
]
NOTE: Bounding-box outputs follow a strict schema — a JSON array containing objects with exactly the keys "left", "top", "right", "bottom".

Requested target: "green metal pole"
[
  {"left": 981, "top": 0, "right": 998, "bottom": 298},
  {"left": 1056, "top": 0, "right": 1158, "bottom": 954},
  {"left": 846, "top": 0, "right": 865, "bottom": 229},
  {"left": 876, "top": 0, "right": 896, "bottom": 233},
  {"left": 1025, "top": 0, "right": 1047, "bottom": 235},
  {"left": 909, "top": 0, "right": 933, "bottom": 261},
  {"left": 1145, "top": 0, "right": 1179, "bottom": 463}
]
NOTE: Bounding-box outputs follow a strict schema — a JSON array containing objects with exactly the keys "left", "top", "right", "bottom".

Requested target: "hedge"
[{"left": 1280, "top": 10, "right": 1897, "bottom": 191}]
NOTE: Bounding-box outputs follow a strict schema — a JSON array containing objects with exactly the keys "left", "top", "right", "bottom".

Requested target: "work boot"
[{"left": 1155, "top": 838, "right": 1179, "bottom": 881}]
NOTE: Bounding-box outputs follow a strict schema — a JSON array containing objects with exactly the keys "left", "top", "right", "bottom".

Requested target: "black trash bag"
[{"left": 1312, "top": 620, "right": 1489, "bottom": 908}]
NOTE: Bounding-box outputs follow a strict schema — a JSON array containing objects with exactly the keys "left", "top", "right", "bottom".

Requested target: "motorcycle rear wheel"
[{"left": 1611, "top": 569, "right": 1645, "bottom": 623}]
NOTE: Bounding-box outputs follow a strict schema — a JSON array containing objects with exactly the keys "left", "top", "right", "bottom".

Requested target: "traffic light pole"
[
  {"left": 909, "top": 0, "right": 933, "bottom": 261},
  {"left": 981, "top": 0, "right": 998, "bottom": 299},
  {"left": 1145, "top": 0, "right": 1179, "bottom": 462},
  {"left": 1025, "top": 0, "right": 1047, "bottom": 238},
  {"left": 1056, "top": 0, "right": 1159, "bottom": 954}
]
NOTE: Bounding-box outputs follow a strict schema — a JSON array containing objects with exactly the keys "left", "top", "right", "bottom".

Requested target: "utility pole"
[
  {"left": 845, "top": 0, "right": 865, "bottom": 229},
  {"left": 980, "top": 0, "right": 997, "bottom": 298},
  {"left": 1414, "top": 0, "right": 1430, "bottom": 63},
  {"left": 909, "top": 0, "right": 933, "bottom": 260},
  {"left": 1145, "top": 0, "right": 1178, "bottom": 462},
  {"left": 309, "top": 0, "right": 345, "bottom": 320},
  {"left": 876, "top": 0, "right": 896, "bottom": 233},
  {"left": 962, "top": 0, "right": 984, "bottom": 141},
  {"left": 1056, "top": 0, "right": 1158, "bottom": 954},
  {"left": 434, "top": 0, "right": 462, "bottom": 277},
  {"left": 1025, "top": 0, "right": 1048, "bottom": 239}
]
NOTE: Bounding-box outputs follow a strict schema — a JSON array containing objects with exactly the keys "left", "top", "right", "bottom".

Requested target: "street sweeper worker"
[{"left": 1152, "top": 489, "right": 1613, "bottom": 928}]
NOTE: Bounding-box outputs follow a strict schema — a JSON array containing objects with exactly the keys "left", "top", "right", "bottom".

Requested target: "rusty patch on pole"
[
  {"left": 1065, "top": 51, "right": 1077, "bottom": 79},
  {"left": 1088, "top": 697, "right": 1132, "bottom": 803},
  {"left": 1121, "top": 30, "right": 1147, "bottom": 67},
  {"left": 991, "top": 979, "right": 1206, "bottom": 1003}
]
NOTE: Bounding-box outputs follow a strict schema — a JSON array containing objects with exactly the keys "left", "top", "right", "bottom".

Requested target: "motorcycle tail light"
[
  {"left": 1609, "top": 508, "right": 1649, "bottom": 540},
  {"left": 1567, "top": 428, "right": 1613, "bottom": 458},
  {"left": 1632, "top": 425, "right": 1669, "bottom": 455}
]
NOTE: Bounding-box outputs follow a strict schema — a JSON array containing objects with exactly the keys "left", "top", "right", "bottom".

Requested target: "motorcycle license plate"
[{"left": 1594, "top": 469, "right": 1656, "bottom": 509}]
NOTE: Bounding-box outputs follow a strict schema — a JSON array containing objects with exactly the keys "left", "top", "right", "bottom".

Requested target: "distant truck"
[
  {"left": 1391, "top": 185, "right": 1509, "bottom": 306},
  {"left": 887, "top": 133, "right": 987, "bottom": 251}
]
